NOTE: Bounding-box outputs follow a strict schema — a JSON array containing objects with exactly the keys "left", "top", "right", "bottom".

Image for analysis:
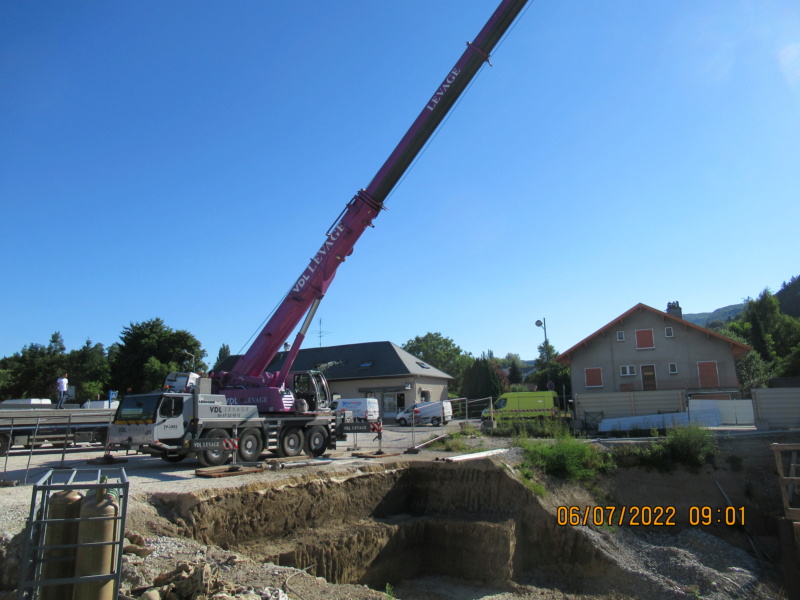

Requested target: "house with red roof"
[{"left": 556, "top": 302, "right": 752, "bottom": 428}]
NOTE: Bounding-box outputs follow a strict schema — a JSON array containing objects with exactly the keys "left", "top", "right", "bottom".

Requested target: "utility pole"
[{"left": 535, "top": 319, "right": 550, "bottom": 386}]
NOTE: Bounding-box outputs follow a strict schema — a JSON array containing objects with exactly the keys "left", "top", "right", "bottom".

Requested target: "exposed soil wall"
[{"left": 146, "top": 460, "right": 646, "bottom": 595}]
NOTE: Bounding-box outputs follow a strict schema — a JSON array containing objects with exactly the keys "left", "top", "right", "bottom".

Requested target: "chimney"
[{"left": 666, "top": 301, "right": 682, "bottom": 319}]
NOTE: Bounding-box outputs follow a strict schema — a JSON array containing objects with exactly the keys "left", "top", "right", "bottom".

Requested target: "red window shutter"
[
  {"left": 585, "top": 367, "right": 603, "bottom": 388},
  {"left": 635, "top": 329, "right": 655, "bottom": 349},
  {"left": 697, "top": 361, "right": 719, "bottom": 388}
]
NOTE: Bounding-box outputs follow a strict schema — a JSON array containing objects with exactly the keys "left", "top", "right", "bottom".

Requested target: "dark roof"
[
  {"left": 225, "top": 341, "right": 452, "bottom": 381},
  {"left": 556, "top": 303, "right": 752, "bottom": 365}
]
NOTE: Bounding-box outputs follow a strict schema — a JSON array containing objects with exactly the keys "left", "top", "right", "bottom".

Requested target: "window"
[
  {"left": 416, "top": 361, "right": 431, "bottom": 369},
  {"left": 585, "top": 367, "right": 603, "bottom": 388},
  {"left": 616, "top": 331, "right": 625, "bottom": 342},
  {"left": 698, "top": 361, "right": 719, "bottom": 388},
  {"left": 620, "top": 365, "right": 636, "bottom": 376},
  {"left": 665, "top": 327, "right": 674, "bottom": 338},
  {"left": 635, "top": 329, "right": 655, "bottom": 349},
  {"left": 359, "top": 361, "right": 374, "bottom": 368},
  {"left": 669, "top": 363, "right": 678, "bottom": 374}
]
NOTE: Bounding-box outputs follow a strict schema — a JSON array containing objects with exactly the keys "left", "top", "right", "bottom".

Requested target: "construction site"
[{"left": 0, "top": 426, "right": 796, "bottom": 600}]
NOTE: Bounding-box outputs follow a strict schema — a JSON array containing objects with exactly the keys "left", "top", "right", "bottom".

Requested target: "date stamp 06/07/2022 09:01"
[{"left": 557, "top": 505, "right": 746, "bottom": 528}]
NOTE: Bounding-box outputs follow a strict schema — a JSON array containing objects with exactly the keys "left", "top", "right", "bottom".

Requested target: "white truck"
[{"left": 108, "top": 377, "right": 339, "bottom": 465}]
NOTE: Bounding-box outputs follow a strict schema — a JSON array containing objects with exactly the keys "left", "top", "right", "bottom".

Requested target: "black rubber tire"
[
  {"left": 431, "top": 417, "right": 441, "bottom": 427},
  {"left": 197, "top": 428, "right": 231, "bottom": 467},
  {"left": 160, "top": 455, "right": 186, "bottom": 463},
  {"left": 279, "top": 427, "right": 304, "bottom": 458},
  {"left": 397, "top": 418, "right": 408, "bottom": 427},
  {"left": 237, "top": 428, "right": 264, "bottom": 462},
  {"left": 304, "top": 426, "right": 329, "bottom": 457}
]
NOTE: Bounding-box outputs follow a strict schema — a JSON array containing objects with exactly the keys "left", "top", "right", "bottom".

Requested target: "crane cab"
[{"left": 289, "top": 370, "right": 331, "bottom": 411}]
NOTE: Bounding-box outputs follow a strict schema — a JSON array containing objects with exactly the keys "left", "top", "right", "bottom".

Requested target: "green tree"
[
  {"left": 66, "top": 340, "right": 110, "bottom": 402},
  {"left": 0, "top": 332, "right": 68, "bottom": 400},
  {"left": 403, "top": 332, "right": 473, "bottom": 394},
  {"left": 714, "top": 324, "right": 774, "bottom": 395},
  {"left": 508, "top": 360, "right": 522, "bottom": 384},
  {"left": 109, "top": 318, "right": 207, "bottom": 394},
  {"left": 461, "top": 357, "right": 504, "bottom": 400},
  {"left": 742, "top": 290, "right": 800, "bottom": 363},
  {"left": 525, "top": 341, "right": 571, "bottom": 406},
  {"left": 213, "top": 344, "right": 231, "bottom": 372}
]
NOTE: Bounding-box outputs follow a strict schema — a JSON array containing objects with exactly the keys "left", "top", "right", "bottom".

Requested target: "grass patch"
[
  {"left": 515, "top": 435, "right": 616, "bottom": 481},
  {"left": 610, "top": 423, "right": 718, "bottom": 471}
]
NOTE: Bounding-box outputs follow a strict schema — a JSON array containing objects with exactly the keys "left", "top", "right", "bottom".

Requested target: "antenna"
[{"left": 316, "top": 318, "right": 332, "bottom": 347}]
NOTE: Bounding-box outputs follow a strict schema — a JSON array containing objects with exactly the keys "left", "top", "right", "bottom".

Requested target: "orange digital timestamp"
[{"left": 556, "top": 505, "right": 678, "bottom": 527}]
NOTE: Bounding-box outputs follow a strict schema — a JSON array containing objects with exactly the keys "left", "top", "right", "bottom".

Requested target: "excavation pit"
[{"left": 137, "top": 458, "right": 778, "bottom": 599}]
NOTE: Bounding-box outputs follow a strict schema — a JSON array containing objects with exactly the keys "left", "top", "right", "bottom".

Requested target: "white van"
[
  {"left": 396, "top": 401, "right": 452, "bottom": 427},
  {"left": 329, "top": 398, "right": 380, "bottom": 422}
]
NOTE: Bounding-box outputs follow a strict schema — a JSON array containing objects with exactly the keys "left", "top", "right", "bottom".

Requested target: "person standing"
[{"left": 56, "top": 372, "right": 69, "bottom": 408}]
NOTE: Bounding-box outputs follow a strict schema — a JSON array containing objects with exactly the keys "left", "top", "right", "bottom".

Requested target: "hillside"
[
  {"left": 682, "top": 274, "right": 800, "bottom": 327},
  {"left": 682, "top": 304, "right": 745, "bottom": 327}
]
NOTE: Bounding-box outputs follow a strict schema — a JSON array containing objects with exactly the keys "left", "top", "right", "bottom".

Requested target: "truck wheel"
[
  {"left": 161, "top": 455, "right": 186, "bottom": 463},
  {"left": 431, "top": 417, "right": 441, "bottom": 427},
  {"left": 197, "top": 428, "right": 231, "bottom": 467},
  {"left": 304, "top": 426, "right": 328, "bottom": 457},
  {"left": 237, "top": 429, "right": 263, "bottom": 462},
  {"left": 278, "top": 428, "right": 304, "bottom": 458},
  {"left": 0, "top": 433, "right": 9, "bottom": 456}
]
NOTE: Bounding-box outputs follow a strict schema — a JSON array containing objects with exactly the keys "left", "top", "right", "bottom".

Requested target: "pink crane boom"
[{"left": 220, "top": 0, "right": 529, "bottom": 410}]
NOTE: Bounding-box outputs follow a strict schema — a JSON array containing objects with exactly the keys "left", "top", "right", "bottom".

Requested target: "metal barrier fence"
[{"left": 0, "top": 411, "right": 114, "bottom": 485}]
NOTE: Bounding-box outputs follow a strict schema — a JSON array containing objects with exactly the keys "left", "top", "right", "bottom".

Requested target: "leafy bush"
[
  {"left": 610, "top": 423, "right": 717, "bottom": 471},
  {"left": 663, "top": 422, "right": 717, "bottom": 467},
  {"left": 516, "top": 435, "right": 615, "bottom": 481}
]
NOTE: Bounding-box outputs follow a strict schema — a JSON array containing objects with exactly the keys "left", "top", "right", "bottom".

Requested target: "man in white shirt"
[{"left": 56, "top": 373, "right": 69, "bottom": 408}]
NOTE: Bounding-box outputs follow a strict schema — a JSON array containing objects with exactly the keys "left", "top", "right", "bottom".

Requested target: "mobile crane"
[{"left": 108, "top": 0, "right": 530, "bottom": 466}]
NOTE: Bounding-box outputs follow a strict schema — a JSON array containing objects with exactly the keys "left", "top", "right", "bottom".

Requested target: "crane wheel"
[
  {"left": 197, "top": 428, "right": 231, "bottom": 467},
  {"left": 304, "top": 426, "right": 328, "bottom": 457},
  {"left": 237, "top": 428, "right": 263, "bottom": 462},
  {"left": 278, "top": 427, "right": 304, "bottom": 458}
]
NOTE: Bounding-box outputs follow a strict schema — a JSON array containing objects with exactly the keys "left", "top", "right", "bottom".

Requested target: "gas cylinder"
[
  {"left": 73, "top": 486, "right": 119, "bottom": 600},
  {"left": 41, "top": 489, "right": 83, "bottom": 600}
]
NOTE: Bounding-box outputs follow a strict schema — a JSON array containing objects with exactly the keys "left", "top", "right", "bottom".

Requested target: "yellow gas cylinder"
[
  {"left": 41, "top": 489, "right": 83, "bottom": 600},
  {"left": 73, "top": 486, "right": 119, "bottom": 600}
]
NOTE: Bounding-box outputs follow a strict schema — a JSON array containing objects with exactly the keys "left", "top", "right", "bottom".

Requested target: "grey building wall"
[{"left": 570, "top": 310, "right": 739, "bottom": 395}]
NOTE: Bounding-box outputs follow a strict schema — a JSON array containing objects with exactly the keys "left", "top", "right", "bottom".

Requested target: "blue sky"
[{"left": 2, "top": 0, "right": 799, "bottom": 366}]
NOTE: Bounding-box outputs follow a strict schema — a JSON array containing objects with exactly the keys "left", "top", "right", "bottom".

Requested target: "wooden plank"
[
  {"left": 195, "top": 464, "right": 265, "bottom": 478},
  {"left": 772, "top": 443, "right": 800, "bottom": 452}
]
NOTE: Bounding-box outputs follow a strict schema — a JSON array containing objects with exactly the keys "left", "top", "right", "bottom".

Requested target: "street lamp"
[
  {"left": 535, "top": 319, "right": 550, "bottom": 386},
  {"left": 182, "top": 349, "right": 195, "bottom": 373}
]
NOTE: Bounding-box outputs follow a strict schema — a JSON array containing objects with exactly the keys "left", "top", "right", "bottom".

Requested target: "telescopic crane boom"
[{"left": 219, "top": 0, "right": 529, "bottom": 410}]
